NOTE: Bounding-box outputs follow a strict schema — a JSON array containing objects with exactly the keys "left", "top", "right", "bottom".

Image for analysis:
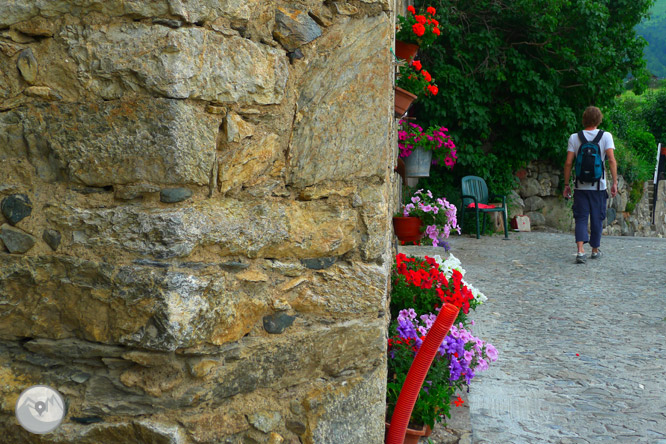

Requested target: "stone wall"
[
  {"left": 515, "top": 161, "right": 666, "bottom": 238},
  {"left": 0, "top": 1, "right": 396, "bottom": 443}
]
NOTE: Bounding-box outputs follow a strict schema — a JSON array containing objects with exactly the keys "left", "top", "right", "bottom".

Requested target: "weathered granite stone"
[
  {"left": 524, "top": 196, "right": 545, "bottom": 212},
  {"left": 248, "top": 411, "right": 281, "bottom": 433},
  {"left": 332, "top": 2, "right": 359, "bottom": 15},
  {"left": 286, "top": 420, "right": 307, "bottom": 435},
  {"left": 526, "top": 211, "right": 546, "bottom": 227},
  {"left": 519, "top": 177, "right": 541, "bottom": 198},
  {"left": 0, "top": 0, "right": 267, "bottom": 27},
  {"left": 0, "top": 224, "right": 36, "bottom": 253},
  {"left": 1, "top": 193, "right": 32, "bottom": 225},
  {"left": 160, "top": 188, "right": 193, "bottom": 203},
  {"left": 23, "top": 86, "right": 62, "bottom": 100},
  {"left": 0, "top": 419, "right": 187, "bottom": 444},
  {"left": 4, "top": 99, "right": 216, "bottom": 186},
  {"left": 306, "top": 366, "right": 386, "bottom": 444},
  {"left": 222, "top": 112, "right": 255, "bottom": 143},
  {"left": 44, "top": 200, "right": 360, "bottom": 260},
  {"left": 263, "top": 313, "right": 295, "bottom": 334},
  {"left": 289, "top": 15, "right": 391, "bottom": 187},
  {"left": 0, "top": 255, "right": 266, "bottom": 349},
  {"left": 42, "top": 228, "right": 61, "bottom": 251},
  {"left": 288, "top": 48, "right": 304, "bottom": 64},
  {"left": 17, "top": 48, "right": 38, "bottom": 84},
  {"left": 115, "top": 183, "right": 161, "bottom": 200},
  {"left": 301, "top": 257, "right": 337, "bottom": 270},
  {"left": 12, "top": 15, "right": 57, "bottom": 36},
  {"left": 152, "top": 18, "right": 183, "bottom": 28},
  {"left": 62, "top": 23, "right": 288, "bottom": 104},
  {"left": 274, "top": 7, "right": 322, "bottom": 51},
  {"left": 606, "top": 207, "right": 617, "bottom": 224},
  {"left": 218, "top": 133, "right": 280, "bottom": 192}
]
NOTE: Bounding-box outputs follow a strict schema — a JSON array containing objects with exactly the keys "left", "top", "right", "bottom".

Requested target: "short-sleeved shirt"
[{"left": 567, "top": 129, "right": 615, "bottom": 191}]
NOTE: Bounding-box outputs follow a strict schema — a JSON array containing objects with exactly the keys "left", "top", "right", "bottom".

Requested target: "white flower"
[{"left": 433, "top": 254, "right": 487, "bottom": 304}]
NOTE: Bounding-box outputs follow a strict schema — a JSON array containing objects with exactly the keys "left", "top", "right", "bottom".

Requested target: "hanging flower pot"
[
  {"left": 403, "top": 146, "right": 432, "bottom": 177},
  {"left": 392, "top": 216, "right": 422, "bottom": 243},
  {"left": 395, "top": 40, "right": 419, "bottom": 62},
  {"left": 394, "top": 87, "right": 417, "bottom": 118}
]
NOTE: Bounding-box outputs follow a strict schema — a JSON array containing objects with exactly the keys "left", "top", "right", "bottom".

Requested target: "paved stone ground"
[{"left": 400, "top": 231, "right": 666, "bottom": 444}]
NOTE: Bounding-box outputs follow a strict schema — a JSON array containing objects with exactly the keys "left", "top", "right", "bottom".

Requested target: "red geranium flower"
[
  {"left": 428, "top": 85, "right": 439, "bottom": 95},
  {"left": 422, "top": 70, "right": 432, "bottom": 82},
  {"left": 407, "top": 5, "right": 416, "bottom": 14},
  {"left": 433, "top": 27, "right": 440, "bottom": 36},
  {"left": 427, "top": 6, "right": 437, "bottom": 15},
  {"left": 411, "top": 60, "right": 422, "bottom": 71},
  {"left": 412, "top": 23, "right": 426, "bottom": 37},
  {"left": 415, "top": 15, "right": 427, "bottom": 25}
]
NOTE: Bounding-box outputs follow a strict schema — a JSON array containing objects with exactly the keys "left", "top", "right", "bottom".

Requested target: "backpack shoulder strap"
[
  {"left": 592, "top": 130, "right": 604, "bottom": 144},
  {"left": 577, "top": 131, "right": 588, "bottom": 144}
]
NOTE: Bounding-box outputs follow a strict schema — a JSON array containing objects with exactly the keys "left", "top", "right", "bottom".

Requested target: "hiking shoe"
[
  {"left": 576, "top": 253, "right": 586, "bottom": 264},
  {"left": 591, "top": 251, "right": 601, "bottom": 259}
]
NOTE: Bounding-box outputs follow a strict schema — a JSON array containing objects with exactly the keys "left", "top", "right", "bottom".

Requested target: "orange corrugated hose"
[{"left": 385, "top": 302, "right": 460, "bottom": 444}]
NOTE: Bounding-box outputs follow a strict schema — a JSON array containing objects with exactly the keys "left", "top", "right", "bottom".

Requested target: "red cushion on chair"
[{"left": 466, "top": 203, "right": 496, "bottom": 209}]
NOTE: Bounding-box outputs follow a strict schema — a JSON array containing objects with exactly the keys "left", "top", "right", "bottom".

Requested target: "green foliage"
[
  {"left": 413, "top": 0, "right": 652, "bottom": 195},
  {"left": 626, "top": 181, "right": 646, "bottom": 213},
  {"left": 643, "top": 88, "right": 666, "bottom": 143},
  {"left": 386, "top": 321, "right": 455, "bottom": 428},
  {"left": 612, "top": 140, "right": 654, "bottom": 184},
  {"left": 626, "top": 127, "right": 657, "bottom": 160}
]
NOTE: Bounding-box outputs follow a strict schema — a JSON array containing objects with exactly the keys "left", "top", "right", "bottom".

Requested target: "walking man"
[{"left": 563, "top": 106, "right": 618, "bottom": 264}]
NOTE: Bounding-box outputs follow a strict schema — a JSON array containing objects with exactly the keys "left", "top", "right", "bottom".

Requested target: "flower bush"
[
  {"left": 396, "top": 5, "right": 441, "bottom": 50},
  {"left": 391, "top": 253, "right": 483, "bottom": 322},
  {"left": 396, "top": 60, "right": 438, "bottom": 100},
  {"left": 401, "top": 189, "right": 460, "bottom": 246},
  {"left": 398, "top": 120, "right": 458, "bottom": 169},
  {"left": 386, "top": 253, "right": 498, "bottom": 429}
]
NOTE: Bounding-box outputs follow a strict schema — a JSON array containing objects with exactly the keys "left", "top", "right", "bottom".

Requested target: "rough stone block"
[
  {"left": 0, "top": 224, "right": 37, "bottom": 253},
  {"left": 1, "top": 193, "right": 32, "bottom": 225},
  {"left": 44, "top": 199, "right": 360, "bottom": 260},
  {"left": 0, "top": 255, "right": 272, "bottom": 350},
  {"left": 274, "top": 7, "right": 322, "bottom": 51},
  {"left": 3, "top": 99, "right": 216, "bottom": 186},
  {"left": 61, "top": 23, "right": 289, "bottom": 104},
  {"left": 289, "top": 14, "right": 391, "bottom": 187},
  {"left": 305, "top": 366, "right": 386, "bottom": 444}
]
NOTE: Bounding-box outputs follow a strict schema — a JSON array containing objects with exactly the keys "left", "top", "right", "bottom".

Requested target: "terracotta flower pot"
[
  {"left": 384, "top": 422, "right": 427, "bottom": 444},
  {"left": 395, "top": 40, "right": 419, "bottom": 62},
  {"left": 392, "top": 216, "right": 422, "bottom": 242},
  {"left": 394, "top": 87, "right": 417, "bottom": 118}
]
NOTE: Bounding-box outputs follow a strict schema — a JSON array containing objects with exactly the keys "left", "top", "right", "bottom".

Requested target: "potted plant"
[
  {"left": 386, "top": 254, "right": 498, "bottom": 438},
  {"left": 386, "top": 308, "right": 498, "bottom": 433},
  {"left": 392, "top": 210, "right": 423, "bottom": 244},
  {"left": 394, "top": 60, "right": 437, "bottom": 117},
  {"left": 398, "top": 121, "right": 457, "bottom": 177},
  {"left": 395, "top": 5, "right": 441, "bottom": 61},
  {"left": 401, "top": 189, "right": 460, "bottom": 247}
]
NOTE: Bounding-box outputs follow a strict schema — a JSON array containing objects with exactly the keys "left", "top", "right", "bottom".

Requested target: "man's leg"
[
  {"left": 589, "top": 190, "right": 607, "bottom": 251},
  {"left": 573, "top": 190, "right": 591, "bottom": 253}
]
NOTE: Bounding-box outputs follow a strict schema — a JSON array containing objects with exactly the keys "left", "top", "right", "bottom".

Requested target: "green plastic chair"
[{"left": 460, "top": 176, "right": 509, "bottom": 239}]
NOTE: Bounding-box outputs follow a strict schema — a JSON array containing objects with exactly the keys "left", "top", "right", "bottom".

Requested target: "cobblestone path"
[{"left": 402, "top": 232, "right": 666, "bottom": 444}]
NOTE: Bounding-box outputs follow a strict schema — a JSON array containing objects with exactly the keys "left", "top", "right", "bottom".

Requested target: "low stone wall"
[{"left": 515, "top": 161, "right": 666, "bottom": 238}]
